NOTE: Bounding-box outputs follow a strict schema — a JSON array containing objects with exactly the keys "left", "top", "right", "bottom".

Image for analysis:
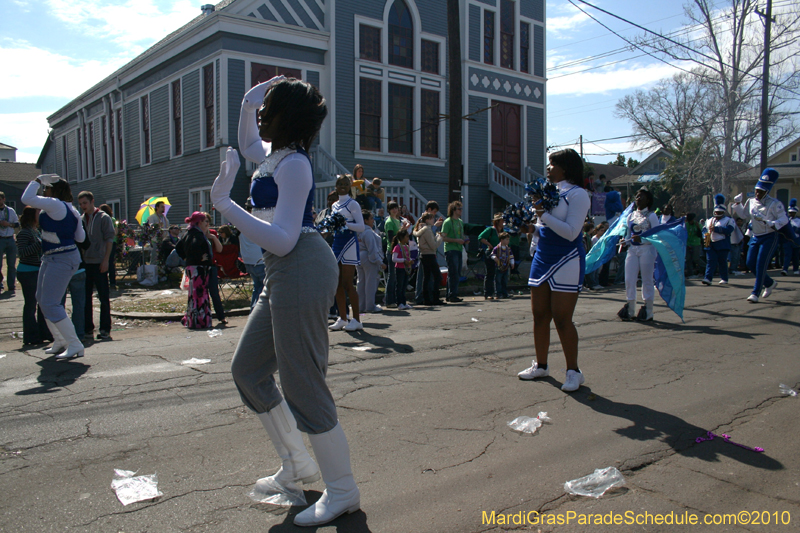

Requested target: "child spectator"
[
  {"left": 365, "top": 178, "right": 385, "bottom": 212},
  {"left": 357, "top": 210, "right": 385, "bottom": 313},
  {"left": 491, "top": 232, "right": 514, "bottom": 299},
  {"left": 391, "top": 229, "right": 413, "bottom": 310}
]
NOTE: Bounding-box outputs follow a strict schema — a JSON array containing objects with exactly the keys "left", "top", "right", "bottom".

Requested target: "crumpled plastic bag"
[
  {"left": 508, "top": 412, "right": 551, "bottom": 435},
  {"left": 564, "top": 467, "right": 625, "bottom": 498},
  {"left": 248, "top": 475, "right": 307, "bottom": 506},
  {"left": 181, "top": 358, "right": 211, "bottom": 365},
  {"left": 110, "top": 468, "right": 163, "bottom": 505},
  {"left": 779, "top": 384, "right": 798, "bottom": 397},
  {"left": 208, "top": 329, "right": 223, "bottom": 337}
]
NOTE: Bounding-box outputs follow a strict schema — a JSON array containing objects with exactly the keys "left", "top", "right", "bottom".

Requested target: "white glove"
[
  {"left": 37, "top": 174, "right": 60, "bottom": 186},
  {"left": 242, "top": 75, "right": 287, "bottom": 112},
  {"left": 733, "top": 193, "right": 743, "bottom": 204},
  {"left": 211, "top": 147, "right": 241, "bottom": 207}
]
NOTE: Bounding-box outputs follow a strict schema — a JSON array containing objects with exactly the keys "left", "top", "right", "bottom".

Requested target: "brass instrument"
[{"left": 704, "top": 220, "right": 713, "bottom": 248}]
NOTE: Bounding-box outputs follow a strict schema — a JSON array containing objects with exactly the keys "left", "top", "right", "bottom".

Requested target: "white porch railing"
[
  {"left": 310, "top": 145, "right": 350, "bottom": 182},
  {"left": 314, "top": 179, "right": 428, "bottom": 219},
  {"left": 525, "top": 166, "right": 545, "bottom": 182},
  {"left": 488, "top": 163, "right": 527, "bottom": 205}
]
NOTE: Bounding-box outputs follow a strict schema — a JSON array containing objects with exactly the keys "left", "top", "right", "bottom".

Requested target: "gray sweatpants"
[
  {"left": 357, "top": 256, "right": 381, "bottom": 312},
  {"left": 36, "top": 249, "right": 81, "bottom": 322},
  {"left": 230, "top": 232, "right": 340, "bottom": 434}
]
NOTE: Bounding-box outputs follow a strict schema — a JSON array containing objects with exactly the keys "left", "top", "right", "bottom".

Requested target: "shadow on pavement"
[
  {"left": 15, "top": 358, "right": 90, "bottom": 395},
  {"left": 340, "top": 327, "right": 414, "bottom": 354},
  {"left": 572, "top": 388, "right": 783, "bottom": 471},
  {"left": 267, "top": 491, "right": 372, "bottom": 532}
]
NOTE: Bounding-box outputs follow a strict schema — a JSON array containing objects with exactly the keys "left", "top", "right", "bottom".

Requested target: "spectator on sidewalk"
[
  {"left": 0, "top": 191, "right": 20, "bottom": 293},
  {"left": 491, "top": 232, "right": 514, "bottom": 299},
  {"left": 479, "top": 214, "right": 504, "bottom": 300},
  {"left": 414, "top": 200, "right": 442, "bottom": 304},
  {"left": 413, "top": 212, "right": 444, "bottom": 305},
  {"left": 16, "top": 206, "right": 50, "bottom": 345},
  {"left": 364, "top": 178, "right": 385, "bottom": 212},
  {"left": 442, "top": 201, "right": 467, "bottom": 303},
  {"left": 357, "top": 210, "right": 385, "bottom": 313},
  {"left": 78, "top": 191, "right": 115, "bottom": 340},
  {"left": 98, "top": 204, "right": 118, "bottom": 289}
]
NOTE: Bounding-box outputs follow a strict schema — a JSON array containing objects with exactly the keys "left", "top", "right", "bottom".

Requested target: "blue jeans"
[
  {"left": 18, "top": 270, "right": 49, "bottom": 344},
  {"left": 365, "top": 196, "right": 383, "bottom": 211},
  {"left": 208, "top": 265, "right": 225, "bottom": 320},
  {"left": 704, "top": 248, "right": 729, "bottom": 282},
  {"left": 495, "top": 269, "right": 509, "bottom": 297},
  {"left": 61, "top": 270, "right": 86, "bottom": 338},
  {"left": 445, "top": 250, "right": 462, "bottom": 299},
  {"left": 782, "top": 241, "right": 799, "bottom": 272},
  {"left": 746, "top": 233, "right": 779, "bottom": 296},
  {"left": 395, "top": 266, "right": 408, "bottom": 305},
  {"left": 245, "top": 262, "right": 266, "bottom": 308},
  {"left": 85, "top": 263, "right": 111, "bottom": 334},
  {"left": 483, "top": 257, "right": 496, "bottom": 297},
  {"left": 384, "top": 260, "right": 397, "bottom": 306},
  {"left": 729, "top": 243, "right": 741, "bottom": 271},
  {"left": 0, "top": 236, "right": 16, "bottom": 290}
]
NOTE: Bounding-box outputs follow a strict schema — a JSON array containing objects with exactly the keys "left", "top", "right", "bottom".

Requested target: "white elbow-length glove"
[
  {"left": 242, "top": 75, "right": 287, "bottom": 112},
  {"left": 37, "top": 174, "right": 60, "bottom": 186},
  {"left": 211, "top": 147, "right": 241, "bottom": 209}
]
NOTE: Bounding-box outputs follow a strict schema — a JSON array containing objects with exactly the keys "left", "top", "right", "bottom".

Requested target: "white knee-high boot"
[
  {"left": 294, "top": 423, "right": 360, "bottom": 527},
  {"left": 53, "top": 318, "right": 84, "bottom": 360},
  {"left": 44, "top": 319, "right": 67, "bottom": 354},
  {"left": 255, "top": 400, "right": 320, "bottom": 493}
]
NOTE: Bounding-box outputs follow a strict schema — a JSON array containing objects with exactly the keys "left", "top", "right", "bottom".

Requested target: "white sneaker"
[
  {"left": 561, "top": 369, "right": 585, "bottom": 392},
  {"left": 518, "top": 361, "right": 549, "bottom": 380},
  {"left": 746, "top": 294, "right": 759, "bottom": 303},
  {"left": 762, "top": 281, "right": 776, "bottom": 298},
  {"left": 370, "top": 305, "right": 383, "bottom": 313},
  {"left": 591, "top": 285, "right": 603, "bottom": 290},
  {"left": 328, "top": 318, "right": 347, "bottom": 331},
  {"left": 344, "top": 319, "right": 363, "bottom": 331},
  {"left": 718, "top": 279, "right": 728, "bottom": 285},
  {"left": 398, "top": 303, "right": 413, "bottom": 310},
  {"left": 733, "top": 271, "right": 746, "bottom": 276}
]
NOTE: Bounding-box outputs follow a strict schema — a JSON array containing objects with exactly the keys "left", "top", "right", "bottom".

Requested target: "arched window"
[{"left": 389, "top": 0, "right": 413, "bottom": 68}]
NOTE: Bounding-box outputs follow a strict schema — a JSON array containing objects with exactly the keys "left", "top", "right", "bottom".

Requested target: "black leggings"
[{"left": 421, "top": 254, "right": 442, "bottom": 303}]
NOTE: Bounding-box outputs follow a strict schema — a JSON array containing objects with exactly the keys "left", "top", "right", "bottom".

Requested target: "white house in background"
[{"left": 0, "top": 143, "right": 17, "bottom": 162}]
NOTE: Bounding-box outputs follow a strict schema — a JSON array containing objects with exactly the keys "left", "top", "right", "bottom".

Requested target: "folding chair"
[{"left": 214, "top": 244, "right": 250, "bottom": 302}]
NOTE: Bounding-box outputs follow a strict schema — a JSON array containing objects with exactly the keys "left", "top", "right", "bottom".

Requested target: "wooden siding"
[
  {"left": 468, "top": 95, "right": 490, "bottom": 223},
  {"left": 150, "top": 85, "right": 170, "bottom": 163},
  {"left": 182, "top": 70, "right": 201, "bottom": 155},
  {"left": 228, "top": 59, "right": 246, "bottom": 149},
  {"left": 469, "top": 4, "right": 481, "bottom": 62},
  {"left": 520, "top": 0, "right": 544, "bottom": 22},
  {"left": 67, "top": 130, "right": 79, "bottom": 179},
  {"left": 533, "top": 24, "right": 544, "bottom": 77},
  {"left": 527, "top": 105, "right": 544, "bottom": 174},
  {"left": 124, "top": 101, "right": 140, "bottom": 170}
]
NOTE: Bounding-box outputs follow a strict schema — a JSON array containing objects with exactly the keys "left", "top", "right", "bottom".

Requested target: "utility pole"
[
  {"left": 579, "top": 135, "right": 584, "bottom": 159},
  {"left": 756, "top": 0, "right": 774, "bottom": 172},
  {"left": 447, "top": 0, "right": 462, "bottom": 203}
]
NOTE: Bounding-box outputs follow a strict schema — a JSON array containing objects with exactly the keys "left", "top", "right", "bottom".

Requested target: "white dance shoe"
[
  {"left": 762, "top": 281, "right": 776, "bottom": 299},
  {"left": 52, "top": 318, "right": 84, "bottom": 360},
  {"left": 328, "top": 318, "right": 347, "bottom": 331},
  {"left": 344, "top": 319, "right": 363, "bottom": 331},
  {"left": 294, "top": 423, "right": 360, "bottom": 527},
  {"left": 256, "top": 401, "right": 320, "bottom": 491},
  {"left": 518, "top": 361, "right": 549, "bottom": 380}
]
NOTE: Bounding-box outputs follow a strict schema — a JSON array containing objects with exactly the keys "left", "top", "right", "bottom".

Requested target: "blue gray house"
[{"left": 38, "top": 0, "right": 546, "bottom": 224}]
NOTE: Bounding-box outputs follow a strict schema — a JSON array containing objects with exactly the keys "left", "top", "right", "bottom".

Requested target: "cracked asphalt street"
[{"left": 0, "top": 274, "right": 798, "bottom": 532}]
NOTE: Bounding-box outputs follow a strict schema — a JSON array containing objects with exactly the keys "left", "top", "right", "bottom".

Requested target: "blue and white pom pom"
[
  {"left": 316, "top": 212, "right": 348, "bottom": 234},
  {"left": 524, "top": 178, "right": 560, "bottom": 212},
  {"left": 502, "top": 201, "right": 536, "bottom": 233}
]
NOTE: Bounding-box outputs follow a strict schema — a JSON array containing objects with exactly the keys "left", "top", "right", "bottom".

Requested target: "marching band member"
[
  {"left": 701, "top": 195, "right": 735, "bottom": 286},
  {"left": 618, "top": 188, "right": 660, "bottom": 321},
  {"left": 781, "top": 199, "right": 799, "bottom": 276},
  {"left": 732, "top": 168, "right": 788, "bottom": 303}
]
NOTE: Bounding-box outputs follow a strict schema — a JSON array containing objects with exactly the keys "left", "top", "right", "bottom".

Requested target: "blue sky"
[{"left": 1, "top": 0, "right": 796, "bottom": 166}]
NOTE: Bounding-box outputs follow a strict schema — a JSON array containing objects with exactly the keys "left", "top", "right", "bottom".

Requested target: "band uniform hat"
[
  {"left": 755, "top": 168, "right": 779, "bottom": 192},
  {"left": 713, "top": 194, "right": 726, "bottom": 213},
  {"left": 789, "top": 198, "right": 798, "bottom": 214}
]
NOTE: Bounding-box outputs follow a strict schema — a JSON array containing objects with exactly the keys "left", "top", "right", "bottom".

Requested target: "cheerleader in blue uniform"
[
  {"left": 701, "top": 195, "right": 735, "bottom": 286},
  {"left": 210, "top": 76, "right": 360, "bottom": 526},
  {"left": 329, "top": 175, "right": 365, "bottom": 332},
  {"left": 517, "top": 149, "right": 590, "bottom": 392},
  {"left": 781, "top": 199, "right": 799, "bottom": 276},
  {"left": 732, "top": 168, "right": 788, "bottom": 303}
]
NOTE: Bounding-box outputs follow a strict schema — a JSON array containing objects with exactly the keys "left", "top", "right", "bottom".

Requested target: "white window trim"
[
  {"left": 200, "top": 62, "right": 217, "bottom": 153},
  {"left": 140, "top": 93, "right": 153, "bottom": 167},
  {"left": 106, "top": 198, "right": 121, "bottom": 219},
  {"left": 188, "top": 186, "right": 215, "bottom": 224},
  {"left": 353, "top": 7, "right": 447, "bottom": 162},
  {"left": 170, "top": 77, "right": 185, "bottom": 160},
  {"left": 111, "top": 105, "right": 125, "bottom": 173}
]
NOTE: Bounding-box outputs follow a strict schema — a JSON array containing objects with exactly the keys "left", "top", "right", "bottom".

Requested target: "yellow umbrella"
[{"left": 135, "top": 196, "right": 171, "bottom": 225}]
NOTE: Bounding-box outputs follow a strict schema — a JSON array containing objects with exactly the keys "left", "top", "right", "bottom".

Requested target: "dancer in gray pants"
[{"left": 210, "top": 76, "right": 360, "bottom": 527}]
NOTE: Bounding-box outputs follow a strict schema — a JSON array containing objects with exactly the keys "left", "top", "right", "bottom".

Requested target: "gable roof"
[
  {"left": 0, "top": 142, "right": 17, "bottom": 151},
  {"left": 585, "top": 162, "right": 630, "bottom": 181},
  {"left": 0, "top": 162, "right": 39, "bottom": 183},
  {"left": 628, "top": 147, "right": 673, "bottom": 175}
]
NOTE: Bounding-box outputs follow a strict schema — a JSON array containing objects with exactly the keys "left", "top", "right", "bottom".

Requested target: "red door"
[{"left": 491, "top": 101, "right": 521, "bottom": 179}]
